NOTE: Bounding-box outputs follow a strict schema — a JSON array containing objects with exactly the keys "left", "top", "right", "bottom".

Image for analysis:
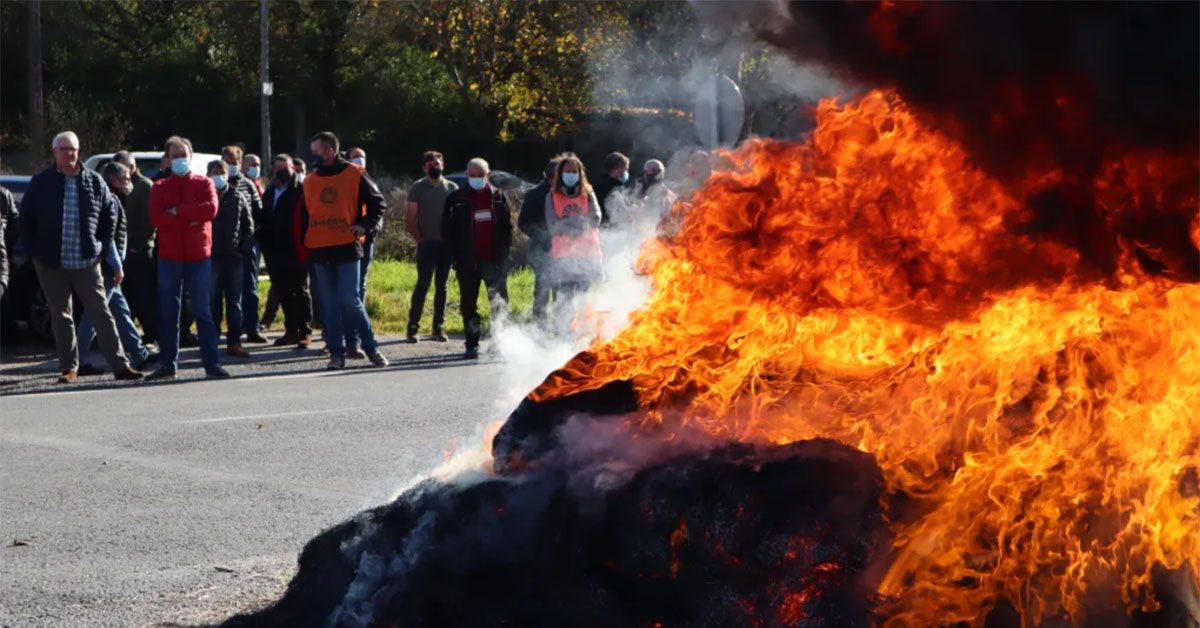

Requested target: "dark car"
[{"left": 1, "top": 174, "right": 78, "bottom": 344}]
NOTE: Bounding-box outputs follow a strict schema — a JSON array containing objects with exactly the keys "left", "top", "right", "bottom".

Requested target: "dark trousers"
[
  {"left": 241, "top": 244, "right": 260, "bottom": 334},
  {"left": 263, "top": 248, "right": 312, "bottom": 339},
  {"left": 528, "top": 245, "right": 554, "bottom": 320},
  {"left": 158, "top": 258, "right": 220, "bottom": 371},
  {"left": 407, "top": 240, "right": 452, "bottom": 333},
  {"left": 456, "top": 262, "right": 508, "bottom": 349},
  {"left": 122, "top": 249, "right": 159, "bottom": 342},
  {"left": 211, "top": 255, "right": 245, "bottom": 347},
  {"left": 261, "top": 285, "right": 280, "bottom": 325}
]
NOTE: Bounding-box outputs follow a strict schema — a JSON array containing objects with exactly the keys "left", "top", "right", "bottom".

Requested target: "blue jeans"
[
  {"left": 312, "top": 260, "right": 378, "bottom": 358},
  {"left": 241, "top": 245, "right": 260, "bottom": 334},
  {"left": 347, "top": 243, "right": 374, "bottom": 348},
  {"left": 159, "top": 258, "right": 221, "bottom": 371},
  {"left": 77, "top": 277, "right": 149, "bottom": 367},
  {"left": 211, "top": 255, "right": 244, "bottom": 347}
]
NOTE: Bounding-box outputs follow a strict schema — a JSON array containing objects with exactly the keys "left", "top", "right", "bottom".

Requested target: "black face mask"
[
  {"left": 275, "top": 169, "right": 291, "bottom": 182},
  {"left": 427, "top": 165, "right": 442, "bottom": 179},
  {"left": 645, "top": 172, "right": 663, "bottom": 184}
]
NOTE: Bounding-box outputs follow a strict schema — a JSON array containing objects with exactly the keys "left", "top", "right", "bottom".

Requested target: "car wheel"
[{"left": 28, "top": 287, "right": 54, "bottom": 342}]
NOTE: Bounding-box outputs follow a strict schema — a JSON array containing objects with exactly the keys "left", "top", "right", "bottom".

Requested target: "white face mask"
[{"left": 351, "top": 157, "right": 366, "bottom": 168}]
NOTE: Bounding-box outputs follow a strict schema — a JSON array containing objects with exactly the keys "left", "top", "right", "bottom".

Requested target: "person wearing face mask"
[
  {"left": 206, "top": 160, "right": 255, "bottom": 359},
  {"left": 518, "top": 156, "right": 561, "bottom": 324},
  {"left": 592, "top": 151, "right": 630, "bottom": 227},
  {"left": 442, "top": 157, "right": 512, "bottom": 358},
  {"left": 222, "top": 146, "right": 267, "bottom": 345},
  {"left": 148, "top": 135, "right": 228, "bottom": 379},
  {"left": 111, "top": 150, "right": 160, "bottom": 344},
  {"left": 297, "top": 131, "right": 388, "bottom": 370},
  {"left": 341, "top": 146, "right": 379, "bottom": 357},
  {"left": 242, "top": 153, "right": 265, "bottom": 196},
  {"left": 19, "top": 131, "right": 144, "bottom": 383},
  {"left": 543, "top": 152, "right": 603, "bottom": 334},
  {"left": 258, "top": 153, "right": 313, "bottom": 348},
  {"left": 635, "top": 159, "right": 678, "bottom": 216},
  {"left": 292, "top": 157, "right": 307, "bottom": 186},
  {"left": 405, "top": 150, "right": 458, "bottom": 343},
  {"left": 74, "top": 161, "right": 157, "bottom": 375}
]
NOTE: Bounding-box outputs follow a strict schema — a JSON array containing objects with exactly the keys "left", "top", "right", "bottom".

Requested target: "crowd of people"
[{"left": 1, "top": 128, "right": 693, "bottom": 383}]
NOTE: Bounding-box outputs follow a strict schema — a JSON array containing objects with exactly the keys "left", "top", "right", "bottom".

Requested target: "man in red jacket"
[{"left": 148, "top": 135, "right": 230, "bottom": 379}]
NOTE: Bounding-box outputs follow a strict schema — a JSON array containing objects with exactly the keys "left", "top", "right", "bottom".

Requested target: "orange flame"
[{"left": 530, "top": 90, "right": 1200, "bottom": 625}]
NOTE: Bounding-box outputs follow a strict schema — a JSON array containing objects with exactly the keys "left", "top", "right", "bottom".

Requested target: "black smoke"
[{"left": 746, "top": 1, "right": 1200, "bottom": 281}]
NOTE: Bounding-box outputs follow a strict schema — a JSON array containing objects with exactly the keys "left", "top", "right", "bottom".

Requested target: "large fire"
[{"left": 527, "top": 90, "right": 1200, "bottom": 626}]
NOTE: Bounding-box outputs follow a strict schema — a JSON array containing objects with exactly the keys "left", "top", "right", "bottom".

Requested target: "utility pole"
[
  {"left": 28, "top": 0, "right": 45, "bottom": 166},
  {"left": 260, "top": 0, "right": 272, "bottom": 162}
]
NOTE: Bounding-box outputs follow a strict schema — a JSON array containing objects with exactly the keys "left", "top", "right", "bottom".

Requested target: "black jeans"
[
  {"left": 408, "top": 240, "right": 453, "bottom": 333},
  {"left": 456, "top": 262, "right": 508, "bottom": 349},
  {"left": 122, "top": 248, "right": 159, "bottom": 342},
  {"left": 263, "top": 248, "right": 312, "bottom": 339}
]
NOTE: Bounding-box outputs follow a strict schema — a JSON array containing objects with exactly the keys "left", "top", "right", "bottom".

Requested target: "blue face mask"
[
  {"left": 618, "top": 171, "right": 629, "bottom": 184},
  {"left": 211, "top": 175, "right": 227, "bottom": 190},
  {"left": 170, "top": 158, "right": 190, "bottom": 176},
  {"left": 468, "top": 177, "right": 487, "bottom": 191},
  {"left": 562, "top": 172, "right": 580, "bottom": 188},
  {"left": 245, "top": 166, "right": 260, "bottom": 179},
  {"left": 227, "top": 164, "right": 240, "bottom": 178},
  {"left": 351, "top": 157, "right": 366, "bottom": 168}
]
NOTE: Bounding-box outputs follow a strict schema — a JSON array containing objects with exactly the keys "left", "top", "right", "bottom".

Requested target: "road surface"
[{"left": 0, "top": 337, "right": 515, "bottom": 627}]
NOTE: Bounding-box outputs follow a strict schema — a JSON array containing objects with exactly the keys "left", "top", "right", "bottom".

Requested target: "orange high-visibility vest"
[
  {"left": 550, "top": 190, "right": 602, "bottom": 260},
  {"left": 303, "top": 163, "right": 363, "bottom": 250}
]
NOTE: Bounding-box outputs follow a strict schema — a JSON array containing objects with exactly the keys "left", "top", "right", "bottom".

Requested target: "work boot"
[
  {"left": 58, "top": 370, "right": 78, "bottom": 384},
  {"left": 114, "top": 367, "right": 145, "bottom": 381},
  {"left": 205, "top": 365, "right": 232, "bottom": 379},
  {"left": 406, "top": 325, "right": 419, "bottom": 344},
  {"left": 346, "top": 345, "right": 365, "bottom": 360},
  {"left": 226, "top": 345, "right": 251, "bottom": 359},
  {"left": 464, "top": 345, "right": 480, "bottom": 359}
]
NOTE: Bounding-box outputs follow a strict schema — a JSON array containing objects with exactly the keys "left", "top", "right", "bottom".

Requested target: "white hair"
[
  {"left": 644, "top": 159, "right": 665, "bottom": 173},
  {"left": 52, "top": 131, "right": 79, "bottom": 150},
  {"left": 467, "top": 157, "right": 490, "bottom": 174}
]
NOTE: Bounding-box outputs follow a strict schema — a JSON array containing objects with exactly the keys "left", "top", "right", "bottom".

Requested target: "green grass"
[{"left": 259, "top": 259, "right": 534, "bottom": 336}]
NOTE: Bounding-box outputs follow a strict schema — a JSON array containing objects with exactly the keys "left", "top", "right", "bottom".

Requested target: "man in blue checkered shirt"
[{"left": 17, "top": 131, "right": 145, "bottom": 383}]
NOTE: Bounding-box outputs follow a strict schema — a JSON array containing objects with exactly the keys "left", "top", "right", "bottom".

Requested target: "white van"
[{"left": 83, "top": 151, "right": 224, "bottom": 179}]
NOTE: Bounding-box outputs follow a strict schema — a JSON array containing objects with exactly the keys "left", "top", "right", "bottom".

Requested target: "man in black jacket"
[
  {"left": 112, "top": 151, "right": 159, "bottom": 343},
  {"left": 517, "top": 157, "right": 560, "bottom": 323},
  {"left": 221, "top": 145, "right": 268, "bottom": 345},
  {"left": 207, "top": 160, "right": 255, "bottom": 359},
  {"left": 0, "top": 186, "right": 15, "bottom": 302},
  {"left": 18, "top": 131, "right": 142, "bottom": 383},
  {"left": 259, "top": 154, "right": 313, "bottom": 348},
  {"left": 591, "top": 151, "right": 630, "bottom": 226},
  {"left": 443, "top": 157, "right": 512, "bottom": 358}
]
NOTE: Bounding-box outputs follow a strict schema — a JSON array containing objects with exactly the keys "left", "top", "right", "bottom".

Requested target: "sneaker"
[
  {"left": 367, "top": 352, "right": 389, "bottom": 368},
  {"left": 327, "top": 356, "right": 345, "bottom": 370},
  {"left": 114, "top": 367, "right": 145, "bottom": 381},
  {"left": 58, "top": 370, "right": 78, "bottom": 384},
  {"left": 180, "top": 333, "right": 200, "bottom": 348},
  {"left": 204, "top": 365, "right": 232, "bottom": 379},
  {"left": 225, "top": 345, "right": 252, "bottom": 358},
  {"left": 147, "top": 367, "right": 177, "bottom": 380},
  {"left": 432, "top": 328, "right": 449, "bottom": 342},
  {"left": 346, "top": 346, "right": 365, "bottom": 360},
  {"left": 406, "top": 326, "right": 419, "bottom": 343},
  {"left": 464, "top": 346, "right": 480, "bottom": 359},
  {"left": 77, "top": 363, "right": 106, "bottom": 377},
  {"left": 273, "top": 333, "right": 300, "bottom": 347},
  {"left": 245, "top": 332, "right": 269, "bottom": 344}
]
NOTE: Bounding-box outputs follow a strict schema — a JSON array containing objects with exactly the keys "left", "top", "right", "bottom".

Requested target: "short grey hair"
[
  {"left": 467, "top": 157, "right": 490, "bottom": 174},
  {"left": 101, "top": 161, "right": 130, "bottom": 181},
  {"left": 52, "top": 131, "right": 79, "bottom": 150},
  {"left": 112, "top": 150, "right": 136, "bottom": 169},
  {"left": 644, "top": 159, "right": 665, "bottom": 174}
]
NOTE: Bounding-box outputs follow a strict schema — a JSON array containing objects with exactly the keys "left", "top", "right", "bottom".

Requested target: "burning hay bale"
[{"left": 221, "top": 440, "right": 887, "bottom": 628}]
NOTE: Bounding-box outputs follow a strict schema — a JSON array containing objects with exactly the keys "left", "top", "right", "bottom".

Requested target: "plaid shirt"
[{"left": 59, "top": 174, "right": 96, "bottom": 269}]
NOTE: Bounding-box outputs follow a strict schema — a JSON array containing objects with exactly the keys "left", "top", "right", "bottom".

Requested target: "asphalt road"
[{"left": 0, "top": 336, "right": 516, "bottom": 627}]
